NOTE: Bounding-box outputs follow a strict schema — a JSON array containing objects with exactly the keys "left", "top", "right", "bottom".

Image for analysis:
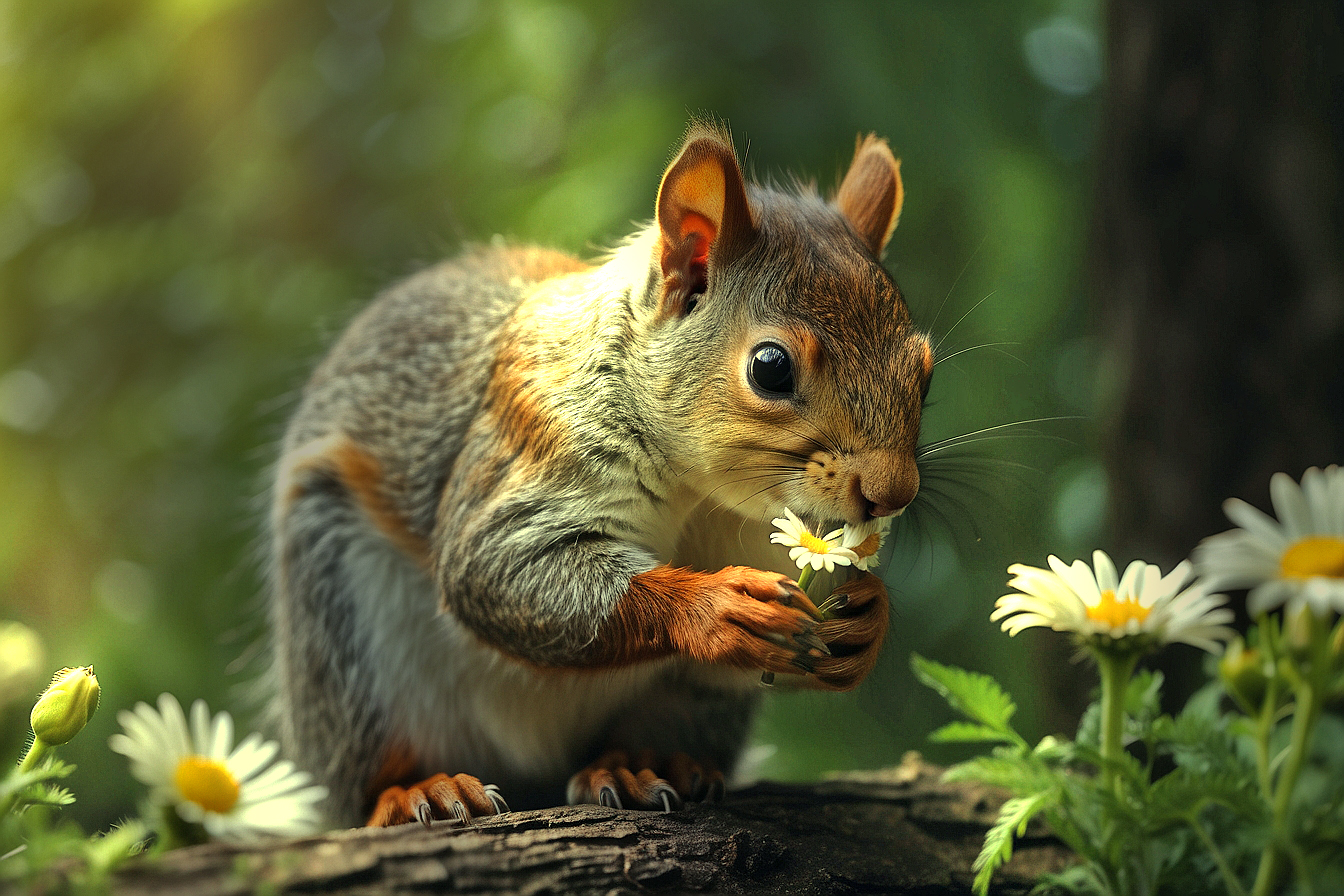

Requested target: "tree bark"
[{"left": 108, "top": 756, "right": 1071, "bottom": 895}]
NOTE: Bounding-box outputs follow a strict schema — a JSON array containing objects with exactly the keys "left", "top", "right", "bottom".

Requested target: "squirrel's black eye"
[{"left": 748, "top": 342, "right": 795, "bottom": 397}]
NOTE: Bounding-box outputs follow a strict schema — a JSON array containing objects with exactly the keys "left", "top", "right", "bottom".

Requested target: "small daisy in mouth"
[
  {"left": 1193, "top": 465, "right": 1344, "bottom": 617},
  {"left": 110, "top": 694, "right": 326, "bottom": 843},
  {"left": 992, "top": 550, "right": 1235, "bottom": 655},
  {"left": 840, "top": 516, "right": 893, "bottom": 571},
  {"left": 770, "top": 508, "right": 858, "bottom": 573}
]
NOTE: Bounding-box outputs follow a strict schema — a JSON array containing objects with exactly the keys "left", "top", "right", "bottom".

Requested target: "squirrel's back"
[{"left": 279, "top": 244, "right": 591, "bottom": 542}]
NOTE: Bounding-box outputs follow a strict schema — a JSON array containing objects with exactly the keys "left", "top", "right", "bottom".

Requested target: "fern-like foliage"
[{"left": 912, "top": 650, "right": 1344, "bottom": 895}]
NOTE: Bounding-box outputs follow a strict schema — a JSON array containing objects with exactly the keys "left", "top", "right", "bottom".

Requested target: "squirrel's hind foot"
[
  {"left": 366, "top": 773, "right": 509, "bottom": 827},
  {"left": 567, "top": 749, "right": 724, "bottom": 811}
]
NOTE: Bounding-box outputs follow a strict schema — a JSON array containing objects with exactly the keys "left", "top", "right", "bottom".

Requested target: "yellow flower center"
[
  {"left": 852, "top": 533, "right": 882, "bottom": 559},
  {"left": 799, "top": 532, "right": 833, "bottom": 554},
  {"left": 174, "top": 756, "right": 240, "bottom": 814},
  {"left": 1086, "top": 589, "right": 1151, "bottom": 631},
  {"left": 1280, "top": 535, "right": 1344, "bottom": 580}
]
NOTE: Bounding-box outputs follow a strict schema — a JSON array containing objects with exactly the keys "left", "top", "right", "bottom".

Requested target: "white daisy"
[
  {"left": 991, "top": 550, "right": 1235, "bottom": 654},
  {"left": 110, "top": 694, "right": 326, "bottom": 843},
  {"left": 770, "top": 507, "right": 858, "bottom": 573},
  {"left": 1193, "top": 465, "right": 1344, "bottom": 617},
  {"left": 839, "top": 516, "right": 893, "bottom": 571}
]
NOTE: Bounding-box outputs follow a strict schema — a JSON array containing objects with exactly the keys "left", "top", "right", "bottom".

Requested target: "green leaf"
[
  {"left": 1146, "top": 767, "right": 1263, "bottom": 829},
  {"left": 911, "top": 653, "right": 1027, "bottom": 748},
  {"left": 930, "top": 721, "right": 1022, "bottom": 745},
  {"left": 1126, "top": 669, "right": 1164, "bottom": 719},
  {"left": 84, "top": 821, "right": 150, "bottom": 876},
  {"left": 1, "top": 757, "right": 75, "bottom": 809},
  {"left": 972, "top": 790, "right": 1057, "bottom": 896},
  {"left": 27, "top": 785, "right": 75, "bottom": 808},
  {"left": 1152, "top": 691, "right": 1255, "bottom": 783},
  {"left": 944, "top": 753, "right": 1059, "bottom": 794}
]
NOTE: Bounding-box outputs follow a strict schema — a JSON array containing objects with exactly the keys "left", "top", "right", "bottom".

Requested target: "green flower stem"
[
  {"left": 156, "top": 803, "right": 186, "bottom": 852},
  {"left": 796, "top": 566, "right": 816, "bottom": 595},
  {"left": 155, "top": 803, "right": 208, "bottom": 853},
  {"left": 0, "top": 736, "right": 50, "bottom": 817},
  {"left": 1249, "top": 613, "right": 1282, "bottom": 804},
  {"left": 1252, "top": 676, "right": 1279, "bottom": 803},
  {"left": 1096, "top": 649, "right": 1139, "bottom": 794},
  {"left": 16, "top": 736, "right": 47, "bottom": 775},
  {"left": 1250, "top": 614, "right": 1329, "bottom": 896},
  {"left": 1185, "top": 808, "right": 1248, "bottom": 896},
  {"left": 1251, "top": 675, "right": 1323, "bottom": 896},
  {"left": 1276, "top": 681, "right": 1324, "bottom": 821}
]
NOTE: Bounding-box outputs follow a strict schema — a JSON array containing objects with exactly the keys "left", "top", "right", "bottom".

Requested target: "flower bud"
[
  {"left": 30, "top": 666, "right": 100, "bottom": 745},
  {"left": 1219, "top": 637, "right": 1269, "bottom": 713},
  {"left": 1283, "top": 603, "right": 1322, "bottom": 666}
]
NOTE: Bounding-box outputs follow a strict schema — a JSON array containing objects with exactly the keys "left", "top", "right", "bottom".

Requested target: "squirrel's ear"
[
  {"left": 654, "top": 124, "right": 754, "bottom": 317},
  {"left": 835, "top": 134, "right": 904, "bottom": 257}
]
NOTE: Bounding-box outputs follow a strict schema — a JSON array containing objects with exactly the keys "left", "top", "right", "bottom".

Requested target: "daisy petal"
[
  {"left": 110, "top": 695, "right": 327, "bottom": 843},
  {"left": 994, "top": 552, "right": 1233, "bottom": 654},
  {"left": 1195, "top": 466, "right": 1344, "bottom": 618}
]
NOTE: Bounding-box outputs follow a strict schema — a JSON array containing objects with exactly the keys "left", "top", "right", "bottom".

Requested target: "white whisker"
[
  {"left": 934, "top": 290, "right": 997, "bottom": 356},
  {"left": 917, "top": 416, "right": 1083, "bottom": 457},
  {"left": 926, "top": 233, "right": 987, "bottom": 336},
  {"left": 933, "top": 342, "right": 1023, "bottom": 367}
]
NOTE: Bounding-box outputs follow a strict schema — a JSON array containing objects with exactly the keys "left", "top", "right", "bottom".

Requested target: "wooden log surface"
[{"left": 110, "top": 754, "right": 1072, "bottom": 895}]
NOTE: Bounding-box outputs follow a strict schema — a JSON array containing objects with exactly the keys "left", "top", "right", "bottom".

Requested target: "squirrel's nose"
[{"left": 852, "top": 454, "right": 919, "bottom": 520}]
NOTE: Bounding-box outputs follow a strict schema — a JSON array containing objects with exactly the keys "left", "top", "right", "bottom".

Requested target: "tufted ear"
[
  {"left": 654, "top": 123, "right": 755, "bottom": 319},
  {"left": 835, "top": 134, "right": 904, "bottom": 257}
]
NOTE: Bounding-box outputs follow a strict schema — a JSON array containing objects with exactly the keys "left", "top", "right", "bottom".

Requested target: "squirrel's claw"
[
  {"left": 765, "top": 628, "right": 829, "bottom": 659},
  {"left": 366, "top": 772, "right": 508, "bottom": 828},
  {"left": 694, "top": 566, "right": 833, "bottom": 678},
  {"left": 808, "top": 571, "right": 891, "bottom": 691},
  {"left": 484, "top": 783, "right": 510, "bottom": 814},
  {"left": 793, "top": 630, "right": 831, "bottom": 655},
  {"left": 568, "top": 750, "right": 719, "bottom": 811},
  {"left": 785, "top": 586, "right": 826, "bottom": 622},
  {"left": 663, "top": 751, "right": 723, "bottom": 803},
  {"left": 790, "top": 653, "right": 818, "bottom": 674},
  {"left": 597, "top": 784, "right": 622, "bottom": 809}
]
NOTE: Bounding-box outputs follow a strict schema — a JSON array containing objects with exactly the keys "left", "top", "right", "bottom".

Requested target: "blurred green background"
[{"left": 0, "top": 0, "right": 1107, "bottom": 831}]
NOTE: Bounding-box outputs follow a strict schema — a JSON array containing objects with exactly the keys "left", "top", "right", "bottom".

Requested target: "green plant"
[
  {"left": 2, "top": 665, "right": 147, "bottom": 892},
  {"left": 914, "top": 466, "right": 1344, "bottom": 895}
]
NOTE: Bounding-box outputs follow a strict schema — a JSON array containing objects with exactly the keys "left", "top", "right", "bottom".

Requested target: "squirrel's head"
[{"left": 645, "top": 123, "right": 932, "bottom": 528}]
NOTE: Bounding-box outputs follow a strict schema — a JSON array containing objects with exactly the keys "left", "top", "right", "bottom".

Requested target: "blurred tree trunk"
[
  {"left": 1097, "top": 0, "right": 1344, "bottom": 562},
  {"left": 1085, "top": 0, "right": 1344, "bottom": 709}
]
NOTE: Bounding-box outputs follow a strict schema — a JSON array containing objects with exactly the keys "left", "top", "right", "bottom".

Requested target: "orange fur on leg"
[{"left": 587, "top": 564, "right": 825, "bottom": 677}]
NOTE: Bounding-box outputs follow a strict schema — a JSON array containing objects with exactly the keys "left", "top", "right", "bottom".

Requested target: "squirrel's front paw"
[
  {"left": 688, "top": 566, "right": 829, "bottom": 676},
  {"left": 365, "top": 773, "right": 509, "bottom": 827},
  {"left": 809, "top": 571, "right": 890, "bottom": 691}
]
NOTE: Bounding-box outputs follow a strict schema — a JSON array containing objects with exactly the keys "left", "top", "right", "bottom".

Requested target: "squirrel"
[{"left": 267, "top": 122, "right": 933, "bottom": 828}]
